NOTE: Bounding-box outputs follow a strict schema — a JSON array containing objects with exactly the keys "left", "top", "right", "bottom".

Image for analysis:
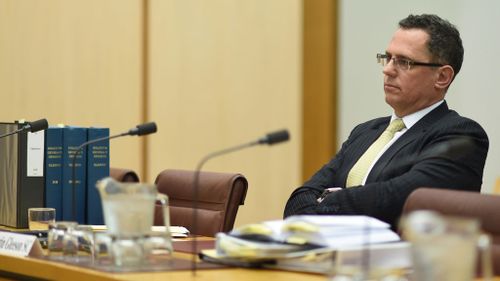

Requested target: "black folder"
[{"left": 0, "top": 122, "right": 45, "bottom": 228}]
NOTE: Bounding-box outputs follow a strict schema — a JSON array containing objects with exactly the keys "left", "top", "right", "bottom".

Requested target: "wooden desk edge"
[{"left": 0, "top": 254, "right": 117, "bottom": 281}]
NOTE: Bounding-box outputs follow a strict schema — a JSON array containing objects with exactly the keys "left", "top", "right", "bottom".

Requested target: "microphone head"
[
  {"left": 434, "top": 137, "right": 475, "bottom": 159},
  {"left": 28, "top": 119, "right": 49, "bottom": 133},
  {"left": 258, "top": 129, "right": 290, "bottom": 145},
  {"left": 412, "top": 137, "right": 476, "bottom": 165},
  {"left": 128, "top": 122, "right": 157, "bottom": 136}
]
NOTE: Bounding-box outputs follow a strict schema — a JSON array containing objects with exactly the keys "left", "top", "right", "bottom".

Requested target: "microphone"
[
  {"left": 127, "top": 122, "right": 157, "bottom": 136},
  {"left": 190, "top": 129, "right": 290, "bottom": 273},
  {"left": 71, "top": 122, "right": 158, "bottom": 221},
  {"left": 421, "top": 137, "right": 475, "bottom": 160},
  {"left": 0, "top": 118, "right": 49, "bottom": 139},
  {"left": 399, "top": 137, "right": 477, "bottom": 168},
  {"left": 257, "top": 130, "right": 290, "bottom": 145},
  {"left": 27, "top": 119, "right": 49, "bottom": 133}
]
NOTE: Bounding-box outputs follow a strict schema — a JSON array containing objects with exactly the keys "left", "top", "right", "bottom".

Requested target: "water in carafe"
[{"left": 97, "top": 178, "right": 156, "bottom": 238}]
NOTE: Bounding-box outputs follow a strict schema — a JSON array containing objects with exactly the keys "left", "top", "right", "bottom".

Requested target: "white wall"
[{"left": 340, "top": 0, "right": 500, "bottom": 192}]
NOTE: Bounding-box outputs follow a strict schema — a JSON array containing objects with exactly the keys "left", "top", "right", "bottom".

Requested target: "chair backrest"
[
  {"left": 402, "top": 187, "right": 500, "bottom": 274},
  {"left": 109, "top": 167, "right": 140, "bottom": 183},
  {"left": 153, "top": 169, "right": 248, "bottom": 237},
  {"left": 402, "top": 188, "right": 500, "bottom": 241}
]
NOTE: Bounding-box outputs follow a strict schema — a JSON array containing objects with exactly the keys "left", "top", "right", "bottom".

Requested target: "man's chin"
[{"left": 384, "top": 94, "right": 399, "bottom": 108}]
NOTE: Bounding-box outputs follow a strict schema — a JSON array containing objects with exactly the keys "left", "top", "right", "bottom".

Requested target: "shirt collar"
[{"left": 391, "top": 100, "right": 444, "bottom": 129}]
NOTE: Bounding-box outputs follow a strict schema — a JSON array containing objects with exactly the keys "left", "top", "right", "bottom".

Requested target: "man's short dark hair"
[{"left": 399, "top": 14, "right": 464, "bottom": 77}]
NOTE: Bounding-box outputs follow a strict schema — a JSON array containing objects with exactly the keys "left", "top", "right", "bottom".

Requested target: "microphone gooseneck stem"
[
  {"left": 197, "top": 141, "right": 258, "bottom": 169},
  {"left": 361, "top": 216, "right": 371, "bottom": 279},
  {"left": 191, "top": 140, "right": 257, "bottom": 274},
  {"left": 188, "top": 129, "right": 289, "bottom": 275},
  {"left": 0, "top": 128, "right": 24, "bottom": 139},
  {"left": 0, "top": 119, "right": 48, "bottom": 139},
  {"left": 71, "top": 132, "right": 128, "bottom": 221}
]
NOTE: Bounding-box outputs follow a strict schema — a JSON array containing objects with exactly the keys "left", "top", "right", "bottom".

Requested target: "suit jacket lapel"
[{"left": 366, "top": 101, "right": 450, "bottom": 183}]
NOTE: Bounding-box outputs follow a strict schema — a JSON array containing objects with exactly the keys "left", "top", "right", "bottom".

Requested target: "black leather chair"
[{"left": 109, "top": 167, "right": 140, "bottom": 183}]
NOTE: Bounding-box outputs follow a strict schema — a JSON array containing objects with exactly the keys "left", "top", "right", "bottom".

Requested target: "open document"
[
  {"left": 230, "top": 215, "right": 400, "bottom": 248},
  {"left": 200, "top": 215, "right": 410, "bottom": 273}
]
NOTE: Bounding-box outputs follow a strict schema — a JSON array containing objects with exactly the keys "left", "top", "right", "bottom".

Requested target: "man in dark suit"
[{"left": 284, "top": 14, "right": 489, "bottom": 229}]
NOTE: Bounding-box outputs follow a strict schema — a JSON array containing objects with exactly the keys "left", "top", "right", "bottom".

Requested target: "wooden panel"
[
  {"left": 148, "top": 0, "right": 302, "bottom": 226},
  {"left": 0, "top": 0, "right": 144, "bottom": 176},
  {"left": 302, "top": 0, "right": 337, "bottom": 181},
  {"left": 494, "top": 178, "right": 500, "bottom": 195}
]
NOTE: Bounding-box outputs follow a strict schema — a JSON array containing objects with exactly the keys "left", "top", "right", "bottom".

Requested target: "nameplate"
[{"left": 0, "top": 232, "right": 43, "bottom": 257}]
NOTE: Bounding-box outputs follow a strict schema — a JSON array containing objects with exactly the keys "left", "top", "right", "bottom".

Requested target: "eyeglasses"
[{"left": 376, "top": 53, "right": 444, "bottom": 71}]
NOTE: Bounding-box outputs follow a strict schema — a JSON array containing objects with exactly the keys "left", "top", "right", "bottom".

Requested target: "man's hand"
[{"left": 317, "top": 187, "right": 342, "bottom": 203}]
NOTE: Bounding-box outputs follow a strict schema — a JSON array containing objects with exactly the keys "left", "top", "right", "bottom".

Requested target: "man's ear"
[{"left": 435, "top": 65, "right": 455, "bottom": 90}]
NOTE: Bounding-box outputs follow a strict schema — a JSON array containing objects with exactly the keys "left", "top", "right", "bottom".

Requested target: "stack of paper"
[
  {"left": 90, "top": 225, "right": 190, "bottom": 238},
  {"left": 268, "top": 242, "right": 411, "bottom": 274},
  {"left": 215, "top": 232, "right": 326, "bottom": 259},
  {"left": 152, "top": 226, "right": 190, "bottom": 238},
  {"left": 201, "top": 215, "right": 409, "bottom": 274},
  {"left": 229, "top": 215, "right": 400, "bottom": 249},
  {"left": 279, "top": 215, "right": 400, "bottom": 248}
]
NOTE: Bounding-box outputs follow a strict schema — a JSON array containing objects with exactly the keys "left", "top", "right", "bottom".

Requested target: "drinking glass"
[
  {"left": 28, "top": 208, "right": 55, "bottom": 230},
  {"left": 97, "top": 178, "right": 172, "bottom": 267},
  {"left": 401, "top": 210, "right": 492, "bottom": 281},
  {"left": 47, "top": 221, "right": 78, "bottom": 257}
]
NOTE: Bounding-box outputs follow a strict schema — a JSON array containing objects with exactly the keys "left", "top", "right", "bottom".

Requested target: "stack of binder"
[
  {"left": 0, "top": 122, "right": 110, "bottom": 228},
  {"left": 44, "top": 126, "right": 109, "bottom": 225}
]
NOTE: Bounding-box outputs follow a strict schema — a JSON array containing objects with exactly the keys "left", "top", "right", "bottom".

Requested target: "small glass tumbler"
[
  {"left": 110, "top": 236, "right": 144, "bottom": 267},
  {"left": 94, "top": 231, "right": 113, "bottom": 262},
  {"left": 401, "top": 210, "right": 493, "bottom": 281},
  {"left": 63, "top": 225, "right": 94, "bottom": 257},
  {"left": 47, "top": 221, "right": 78, "bottom": 257},
  {"left": 28, "top": 208, "right": 55, "bottom": 231},
  {"left": 143, "top": 231, "right": 173, "bottom": 262}
]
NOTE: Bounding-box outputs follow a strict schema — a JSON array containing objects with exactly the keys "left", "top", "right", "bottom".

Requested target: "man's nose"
[{"left": 383, "top": 59, "right": 397, "bottom": 76}]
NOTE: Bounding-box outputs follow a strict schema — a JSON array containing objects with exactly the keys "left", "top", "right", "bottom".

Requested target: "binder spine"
[
  {"left": 62, "top": 127, "right": 87, "bottom": 224},
  {"left": 44, "top": 127, "right": 63, "bottom": 221},
  {"left": 86, "top": 127, "right": 110, "bottom": 225}
]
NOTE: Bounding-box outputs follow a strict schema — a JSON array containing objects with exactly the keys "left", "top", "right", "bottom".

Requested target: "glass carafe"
[{"left": 96, "top": 177, "right": 171, "bottom": 266}]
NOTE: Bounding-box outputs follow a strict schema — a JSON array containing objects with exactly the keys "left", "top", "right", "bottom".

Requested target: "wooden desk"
[
  {"left": 0, "top": 250, "right": 324, "bottom": 281},
  {"left": 0, "top": 235, "right": 497, "bottom": 281},
  {"left": 2, "top": 251, "right": 499, "bottom": 281}
]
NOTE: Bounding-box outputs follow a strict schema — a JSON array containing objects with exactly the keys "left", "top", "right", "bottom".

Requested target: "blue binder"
[
  {"left": 44, "top": 126, "right": 64, "bottom": 220},
  {"left": 61, "top": 126, "right": 87, "bottom": 223},
  {"left": 86, "top": 127, "right": 109, "bottom": 225}
]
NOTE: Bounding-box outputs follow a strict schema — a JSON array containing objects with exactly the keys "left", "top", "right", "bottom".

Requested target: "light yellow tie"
[{"left": 346, "top": 119, "right": 406, "bottom": 187}]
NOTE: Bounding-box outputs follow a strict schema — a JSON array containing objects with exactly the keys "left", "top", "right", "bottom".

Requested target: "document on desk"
[
  {"left": 200, "top": 216, "right": 408, "bottom": 275},
  {"left": 231, "top": 215, "right": 400, "bottom": 249},
  {"left": 201, "top": 233, "right": 408, "bottom": 274},
  {"left": 89, "top": 225, "right": 190, "bottom": 238},
  {"left": 153, "top": 226, "right": 190, "bottom": 238},
  {"left": 265, "top": 241, "right": 411, "bottom": 274}
]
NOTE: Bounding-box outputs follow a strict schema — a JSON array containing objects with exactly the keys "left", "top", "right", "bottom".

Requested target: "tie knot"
[{"left": 386, "top": 119, "right": 405, "bottom": 133}]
